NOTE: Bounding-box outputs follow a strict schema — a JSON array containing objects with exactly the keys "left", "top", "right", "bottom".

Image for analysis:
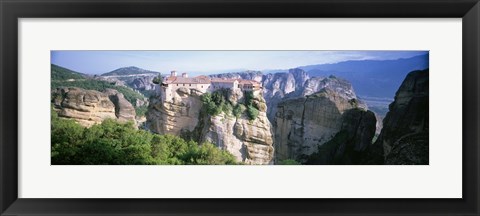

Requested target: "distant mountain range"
[
  {"left": 53, "top": 53, "right": 428, "bottom": 100},
  {"left": 299, "top": 54, "right": 429, "bottom": 98},
  {"left": 101, "top": 66, "right": 159, "bottom": 76}
]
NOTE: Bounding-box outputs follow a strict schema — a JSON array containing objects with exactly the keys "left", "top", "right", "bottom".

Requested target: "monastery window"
[
  {"left": 183, "top": 84, "right": 185, "bottom": 86},
  {"left": 201, "top": 85, "right": 203, "bottom": 88},
  {"left": 189, "top": 84, "right": 192, "bottom": 86},
  {"left": 176, "top": 84, "right": 178, "bottom": 86}
]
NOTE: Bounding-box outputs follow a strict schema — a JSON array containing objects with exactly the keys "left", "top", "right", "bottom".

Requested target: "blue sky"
[{"left": 51, "top": 50, "right": 428, "bottom": 76}]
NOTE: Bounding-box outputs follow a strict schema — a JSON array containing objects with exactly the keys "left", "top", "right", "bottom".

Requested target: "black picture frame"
[{"left": 1, "top": 0, "right": 479, "bottom": 215}]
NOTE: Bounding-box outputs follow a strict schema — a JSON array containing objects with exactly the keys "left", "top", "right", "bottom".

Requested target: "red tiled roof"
[
  {"left": 238, "top": 79, "right": 261, "bottom": 86},
  {"left": 163, "top": 75, "right": 211, "bottom": 84},
  {"left": 211, "top": 78, "right": 238, "bottom": 83},
  {"left": 163, "top": 75, "right": 261, "bottom": 87}
]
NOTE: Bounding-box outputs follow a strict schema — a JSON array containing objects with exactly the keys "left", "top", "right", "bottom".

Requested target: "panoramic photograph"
[{"left": 50, "top": 51, "right": 429, "bottom": 165}]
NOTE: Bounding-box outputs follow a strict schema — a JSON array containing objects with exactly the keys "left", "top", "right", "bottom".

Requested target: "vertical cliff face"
[
  {"left": 103, "top": 88, "right": 137, "bottom": 122},
  {"left": 147, "top": 87, "right": 204, "bottom": 136},
  {"left": 198, "top": 90, "right": 274, "bottom": 164},
  {"left": 274, "top": 86, "right": 370, "bottom": 162},
  {"left": 51, "top": 87, "right": 136, "bottom": 127},
  {"left": 147, "top": 87, "right": 274, "bottom": 164},
  {"left": 370, "top": 69, "right": 429, "bottom": 165},
  {"left": 261, "top": 68, "right": 310, "bottom": 120},
  {"left": 305, "top": 108, "right": 377, "bottom": 164},
  {"left": 278, "top": 69, "right": 429, "bottom": 165}
]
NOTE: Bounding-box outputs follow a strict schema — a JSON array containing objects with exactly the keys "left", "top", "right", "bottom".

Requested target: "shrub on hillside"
[{"left": 51, "top": 111, "right": 239, "bottom": 165}]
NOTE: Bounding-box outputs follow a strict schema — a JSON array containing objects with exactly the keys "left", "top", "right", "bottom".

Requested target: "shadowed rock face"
[
  {"left": 276, "top": 69, "right": 429, "bottom": 165},
  {"left": 368, "top": 69, "right": 429, "bottom": 165},
  {"left": 273, "top": 88, "right": 370, "bottom": 162},
  {"left": 51, "top": 87, "right": 136, "bottom": 127},
  {"left": 304, "top": 109, "right": 377, "bottom": 165},
  {"left": 104, "top": 89, "right": 136, "bottom": 122}
]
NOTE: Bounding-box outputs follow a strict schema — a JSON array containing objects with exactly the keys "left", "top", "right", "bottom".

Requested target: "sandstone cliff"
[
  {"left": 51, "top": 87, "right": 136, "bottom": 127},
  {"left": 147, "top": 87, "right": 204, "bottom": 136},
  {"left": 261, "top": 68, "right": 309, "bottom": 120},
  {"left": 197, "top": 89, "right": 274, "bottom": 164},
  {"left": 147, "top": 87, "right": 274, "bottom": 164},
  {"left": 369, "top": 69, "right": 429, "bottom": 165},
  {"left": 273, "top": 87, "right": 371, "bottom": 162},
  {"left": 304, "top": 108, "right": 376, "bottom": 164}
]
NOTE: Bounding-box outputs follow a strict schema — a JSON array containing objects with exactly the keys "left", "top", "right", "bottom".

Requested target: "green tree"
[
  {"left": 246, "top": 105, "right": 259, "bottom": 120},
  {"left": 278, "top": 159, "right": 301, "bottom": 165},
  {"left": 152, "top": 74, "right": 163, "bottom": 84},
  {"left": 221, "top": 102, "right": 233, "bottom": 115},
  {"left": 244, "top": 91, "right": 254, "bottom": 106},
  {"left": 232, "top": 104, "right": 246, "bottom": 118},
  {"left": 51, "top": 109, "right": 85, "bottom": 164},
  {"left": 135, "top": 105, "right": 148, "bottom": 117},
  {"left": 51, "top": 115, "right": 239, "bottom": 165},
  {"left": 181, "top": 143, "right": 237, "bottom": 165}
]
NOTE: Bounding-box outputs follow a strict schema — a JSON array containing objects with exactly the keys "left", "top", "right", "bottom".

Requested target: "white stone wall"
[
  {"left": 212, "top": 80, "right": 238, "bottom": 91},
  {"left": 168, "top": 83, "right": 211, "bottom": 92},
  {"left": 162, "top": 83, "right": 212, "bottom": 102}
]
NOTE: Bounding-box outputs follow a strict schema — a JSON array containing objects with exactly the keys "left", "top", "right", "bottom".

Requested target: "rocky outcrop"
[
  {"left": 261, "top": 68, "right": 310, "bottom": 120},
  {"left": 104, "top": 89, "right": 137, "bottom": 122},
  {"left": 51, "top": 87, "right": 136, "bottom": 127},
  {"left": 274, "top": 87, "right": 370, "bottom": 162},
  {"left": 305, "top": 109, "right": 376, "bottom": 164},
  {"left": 371, "top": 69, "right": 429, "bottom": 165},
  {"left": 198, "top": 89, "right": 274, "bottom": 164},
  {"left": 147, "top": 86, "right": 274, "bottom": 164},
  {"left": 146, "top": 87, "right": 204, "bottom": 136},
  {"left": 212, "top": 69, "right": 361, "bottom": 123},
  {"left": 129, "top": 76, "right": 156, "bottom": 91},
  {"left": 299, "top": 76, "right": 358, "bottom": 99}
]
